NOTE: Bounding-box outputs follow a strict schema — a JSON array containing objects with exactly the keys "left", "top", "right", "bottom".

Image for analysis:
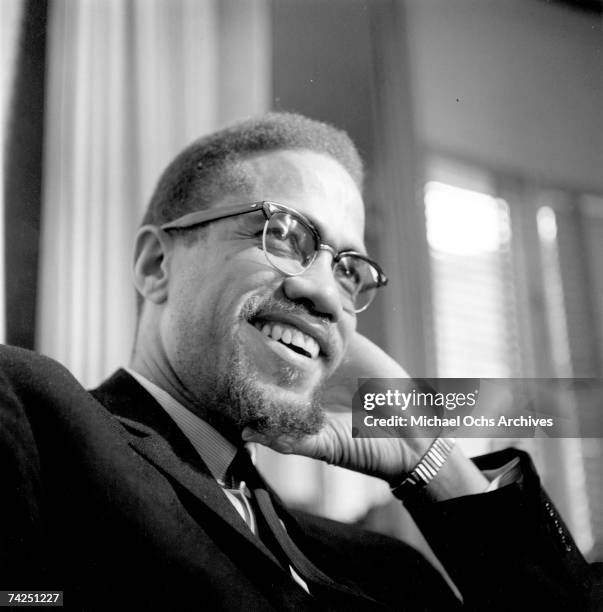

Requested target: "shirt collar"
[{"left": 125, "top": 368, "right": 237, "bottom": 485}]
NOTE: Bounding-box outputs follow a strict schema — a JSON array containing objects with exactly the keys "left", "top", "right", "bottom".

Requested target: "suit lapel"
[
  {"left": 90, "top": 371, "right": 388, "bottom": 609},
  {"left": 90, "top": 370, "right": 285, "bottom": 569}
]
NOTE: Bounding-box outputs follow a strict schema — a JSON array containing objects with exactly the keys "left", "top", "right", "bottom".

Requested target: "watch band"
[{"left": 391, "top": 437, "right": 456, "bottom": 501}]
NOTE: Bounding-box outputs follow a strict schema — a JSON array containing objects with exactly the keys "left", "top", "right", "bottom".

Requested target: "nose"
[{"left": 282, "top": 250, "right": 345, "bottom": 322}]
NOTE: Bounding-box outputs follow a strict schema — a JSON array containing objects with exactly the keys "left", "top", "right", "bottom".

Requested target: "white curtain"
[
  {"left": 1, "top": 0, "right": 25, "bottom": 344},
  {"left": 38, "top": 0, "right": 270, "bottom": 386}
]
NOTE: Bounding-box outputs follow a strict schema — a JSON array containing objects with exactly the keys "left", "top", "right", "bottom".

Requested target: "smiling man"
[
  {"left": 131, "top": 148, "right": 364, "bottom": 441},
  {"left": 1, "top": 113, "right": 601, "bottom": 611}
]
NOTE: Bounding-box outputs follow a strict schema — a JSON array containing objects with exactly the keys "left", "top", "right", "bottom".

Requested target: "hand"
[{"left": 242, "top": 333, "right": 430, "bottom": 484}]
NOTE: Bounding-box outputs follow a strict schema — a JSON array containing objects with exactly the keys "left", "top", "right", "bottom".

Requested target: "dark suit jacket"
[{"left": 0, "top": 345, "right": 600, "bottom": 611}]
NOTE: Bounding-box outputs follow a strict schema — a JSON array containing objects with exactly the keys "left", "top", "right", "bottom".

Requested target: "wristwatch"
[{"left": 390, "top": 437, "right": 456, "bottom": 501}]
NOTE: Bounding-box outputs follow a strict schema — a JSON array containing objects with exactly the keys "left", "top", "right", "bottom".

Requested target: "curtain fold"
[
  {"left": 1, "top": 0, "right": 26, "bottom": 344},
  {"left": 38, "top": 0, "right": 269, "bottom": 387}
]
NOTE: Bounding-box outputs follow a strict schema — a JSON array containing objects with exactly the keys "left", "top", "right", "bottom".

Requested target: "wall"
[
  {"left": 407, "top": 0, "right": 603, "bottom": 193},
  {"left": 271, "top": 0, "right": 432, "bottom": 373}
]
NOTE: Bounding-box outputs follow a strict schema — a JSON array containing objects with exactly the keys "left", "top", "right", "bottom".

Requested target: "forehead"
[{"left": 221, "top": 149, "right": 366, "bottom": 251}]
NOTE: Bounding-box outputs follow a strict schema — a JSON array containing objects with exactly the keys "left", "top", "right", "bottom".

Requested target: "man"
[{"left": 1, "top": 113, "right": 600, "bottom": 610}]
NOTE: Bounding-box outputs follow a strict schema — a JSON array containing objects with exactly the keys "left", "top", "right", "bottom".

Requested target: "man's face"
[{"left": 160, "top": 149, "right": 366, "bottom": 438}]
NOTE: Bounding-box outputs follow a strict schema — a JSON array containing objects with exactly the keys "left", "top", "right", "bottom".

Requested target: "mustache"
[
  {"left": 239, "top": 294, "right": 339, "bottom": 362},
  {"left": 240, "top": 295, "right": 330, "bottom": 327}
]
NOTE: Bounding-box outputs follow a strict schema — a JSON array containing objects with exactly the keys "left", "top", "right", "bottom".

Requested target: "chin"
[
  {"left": 242, "top": 399, "right": 325, "bottom": 439},
  {"left": 223, "top": 350, "right": 326, "bottom": 439}
]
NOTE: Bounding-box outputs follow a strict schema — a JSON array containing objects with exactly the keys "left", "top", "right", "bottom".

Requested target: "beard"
[
  {"left": 203, "top": 294, "right": 329, "bottom": 439},
  {"left": 221, "top": 349, "right": 326, "bottom": 438}
]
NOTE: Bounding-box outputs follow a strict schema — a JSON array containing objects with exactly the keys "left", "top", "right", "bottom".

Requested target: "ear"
[{"left": 132, "top": 225, "right": 173, "bottom": 305}]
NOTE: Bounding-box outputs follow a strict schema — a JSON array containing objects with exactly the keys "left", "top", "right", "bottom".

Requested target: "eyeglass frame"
[{"left": 160, "top": 200, "right": 388, "bottom": 313}]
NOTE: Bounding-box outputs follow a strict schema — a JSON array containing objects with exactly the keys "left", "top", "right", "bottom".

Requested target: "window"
[
  {"left": 424, "top": 157, "right": 602, "bottom": 558},
  {"left": 425, "top": 180, "right": 519, "bottom": 378}
]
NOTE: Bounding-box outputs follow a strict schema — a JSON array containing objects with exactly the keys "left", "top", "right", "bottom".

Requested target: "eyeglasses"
[{"left": 160, "top": 201, "right": 388, "bottom": 313}]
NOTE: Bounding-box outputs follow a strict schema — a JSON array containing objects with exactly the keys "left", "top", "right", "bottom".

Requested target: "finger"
[{"left": 242, "top": 427, "right": 321, "bottom": 457}]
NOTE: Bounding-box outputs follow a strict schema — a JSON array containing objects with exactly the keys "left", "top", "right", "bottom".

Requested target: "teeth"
[
  {"left": 271, "top": 324, "right": 283, "bottom": 342},
  {"left": 252, "top": 320, "right": 320, "bottom": 359},
  {"left": 292, "top": 330, "right": 304, "bottom": 350}
]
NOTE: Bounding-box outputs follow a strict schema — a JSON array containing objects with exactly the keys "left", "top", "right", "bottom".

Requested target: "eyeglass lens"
[{"left": 262, "top": 211, "right": 378, "bottom": 312}]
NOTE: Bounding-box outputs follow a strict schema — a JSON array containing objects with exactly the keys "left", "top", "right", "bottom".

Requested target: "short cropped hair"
[{"left": 141, "top": 112, "right": 364, "bottom": 227}]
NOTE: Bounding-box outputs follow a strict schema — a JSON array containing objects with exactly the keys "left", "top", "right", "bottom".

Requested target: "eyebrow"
[{"left": 308, "top": 215, "right": 367, "bottom": 256}]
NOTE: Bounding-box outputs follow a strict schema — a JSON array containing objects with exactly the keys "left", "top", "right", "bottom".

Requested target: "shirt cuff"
[{"left": 482, "top": 456, "right": 522, "bottom": 491}]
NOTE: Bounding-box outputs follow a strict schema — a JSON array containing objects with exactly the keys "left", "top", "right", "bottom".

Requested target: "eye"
[
  {"left": 264, "top": 213, "right": 317, "bottom": 260},
  {"left": 334, "top": 260, "right": 362, "bottom": 293}
]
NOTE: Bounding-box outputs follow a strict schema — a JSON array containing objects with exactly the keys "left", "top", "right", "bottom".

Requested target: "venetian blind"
[
  {"left": 553, "top": 194, "right": 603, "bottom": 560},
  {"left": 424, "top": 160, "right": 522, "bottom": 458}
]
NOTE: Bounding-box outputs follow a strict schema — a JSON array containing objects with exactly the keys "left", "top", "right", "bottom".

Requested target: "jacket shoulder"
[
  {"left": 0, "top": 344, "right": 90, "bottom": 406},
  {"left": 0, "top": 344, "right": 72, "bottom": 377}
]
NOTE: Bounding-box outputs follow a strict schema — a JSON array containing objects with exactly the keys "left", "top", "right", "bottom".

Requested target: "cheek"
[
  {"left": 166, "top": 243, "right": 289, "bottom": 336},
  {"left": 166, "top": 260, "right": 273, "bottom": 332},
  {"left": 348, "top": 315, "right": 358, "bottom": 336},
  {"left": 337, "top": 316, "right": 357, "bottom": 362}
]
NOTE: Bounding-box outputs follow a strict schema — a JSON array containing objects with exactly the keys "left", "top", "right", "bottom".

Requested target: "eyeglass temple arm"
[{"left": 160, "top": 201, "right": 265, "bottom": 231}]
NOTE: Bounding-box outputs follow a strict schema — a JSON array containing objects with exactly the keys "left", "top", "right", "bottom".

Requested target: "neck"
[{"left": 129, "top": 346, "right": 245, "bottom": 446}]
